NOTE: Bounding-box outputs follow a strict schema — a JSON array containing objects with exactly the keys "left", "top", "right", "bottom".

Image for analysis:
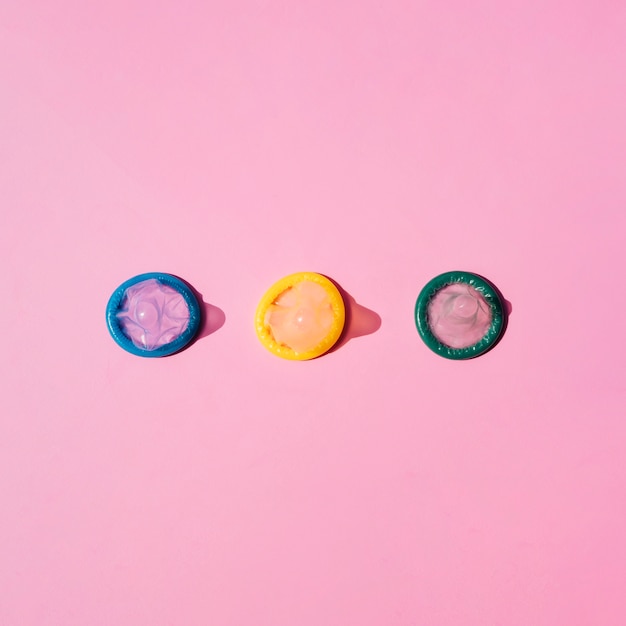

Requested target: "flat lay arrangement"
[
  {"left": 106, "top": 270, "right": 507, "bottom": 359},
  {"left": 6, "top": 2, "right": 623, "bottom": 624}
]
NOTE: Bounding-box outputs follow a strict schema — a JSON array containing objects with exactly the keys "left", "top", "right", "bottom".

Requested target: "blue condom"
[{"left": 106, "top": 273, "right": 202, "bottom": 357}]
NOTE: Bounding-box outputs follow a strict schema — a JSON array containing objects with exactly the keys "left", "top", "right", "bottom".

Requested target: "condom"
[
  {"left": 255, "top": 272, "right": 346, "bottom": 360},
  {"left": 415, "top": 271, "right": 505, "bottom": 359},
  {"left": 106, "top": 273, "right": 202, "bottom": 357}
]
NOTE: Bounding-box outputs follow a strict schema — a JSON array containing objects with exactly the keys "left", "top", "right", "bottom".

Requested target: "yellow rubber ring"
[{"left": 255, "top": 272, "right": 346, "bottom": 360}]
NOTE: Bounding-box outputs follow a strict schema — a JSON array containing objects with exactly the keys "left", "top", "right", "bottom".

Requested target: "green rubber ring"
[{"left": 415, "top": 271, "right": 505, "bottom": 360}]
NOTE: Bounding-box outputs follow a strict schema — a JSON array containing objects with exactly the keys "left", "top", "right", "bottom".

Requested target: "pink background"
[{"left": 1, "top": 1, "right": 625, "bottom": 624}]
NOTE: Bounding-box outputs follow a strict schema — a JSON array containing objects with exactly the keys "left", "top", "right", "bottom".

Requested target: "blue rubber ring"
[{"left": 106, "top": 273, "right": 202, "bottom": 357}]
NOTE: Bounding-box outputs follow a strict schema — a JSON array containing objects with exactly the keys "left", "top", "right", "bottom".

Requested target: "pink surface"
[{"left": 1, "top": 2, "right": 625, "bottom": 625}]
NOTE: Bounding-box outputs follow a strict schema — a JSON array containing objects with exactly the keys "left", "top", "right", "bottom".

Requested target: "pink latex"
[
  {"left": 116, "top": 279, "right": 190, "bottom": 350},
  {"left": 265, "top": 281, "right": 334, "bottom": 353},
  {"left": 427, "top": 283, "right": 492, "bottom": 349}
]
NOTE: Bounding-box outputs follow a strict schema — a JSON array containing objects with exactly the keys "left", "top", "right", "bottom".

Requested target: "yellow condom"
[{"left": 255, "top": 272, "right": 346, "bottom": 360}]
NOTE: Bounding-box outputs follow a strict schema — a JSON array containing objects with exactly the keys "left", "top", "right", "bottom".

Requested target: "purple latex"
[
  {"left": 116, "top": 279, "right": 190, "bottom": 350},
  {"left": 427, "top": 283, "right": 492, "bottom": 349}
]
